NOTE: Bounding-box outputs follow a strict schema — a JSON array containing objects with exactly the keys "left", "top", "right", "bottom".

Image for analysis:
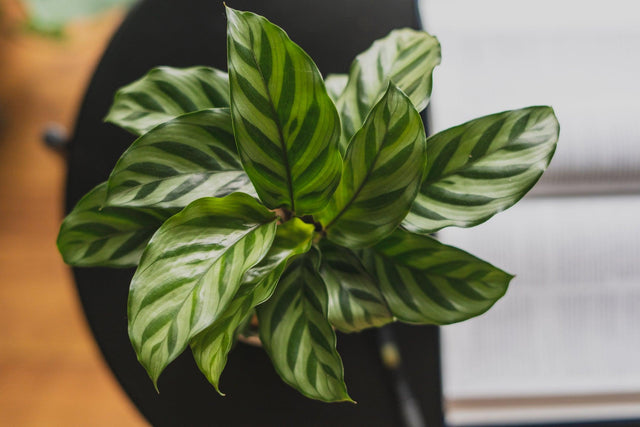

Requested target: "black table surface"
[{"left": 64, "top": 0, "right": 444, "bottom": 425}]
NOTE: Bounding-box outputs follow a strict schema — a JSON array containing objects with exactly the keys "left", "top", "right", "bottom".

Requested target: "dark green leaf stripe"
[
  {"left": 336, "top": 29, "right": 440, "bottom": 150},
  {"left": 324, "top": 74, "right": 348, "bottom": 103},
  {"left": 107, "top": 108, "right": 256, "bottom": 209},
  {"left": 226, "top": 7, "right": 342, "bottom": 214},
  {"left": 257, "top": 248, "right": 352, "bottom": 402},
  {"left": 318, "top": 83, "right": 426, "bottom": 248},
  {"left": 403, "top": 107, "right": 559, "bottom": 234},
  {"left": 318, "top": 240, "right": 391, "bottom": 333},
  {"left": 191, "top": 218, "right": 314, "bottom": 394},
  {"left": 57, "top": 182, "right": 174, "bottom": 267},
  {"left": 128, "top": 193, "right": 277, "bottom": 385},
  {"left": 105, "top": 66, "right": 230, "bottom": 135},
  {"left": 359, "top": 229, "right": 513, "bottom": 325}
]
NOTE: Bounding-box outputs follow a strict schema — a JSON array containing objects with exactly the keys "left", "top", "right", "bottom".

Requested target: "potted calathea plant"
[{"left": 57, "top": 7, "right": 559, "bottom": 403}]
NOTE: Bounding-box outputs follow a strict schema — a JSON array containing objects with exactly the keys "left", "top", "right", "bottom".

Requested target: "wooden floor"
[{"left": 0, "top": 3, "right": 146, "bottom": 425}]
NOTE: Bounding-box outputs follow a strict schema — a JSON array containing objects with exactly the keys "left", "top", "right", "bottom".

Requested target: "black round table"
[{"left": 64, "top": 0, "right": 444, "bottom": 425}]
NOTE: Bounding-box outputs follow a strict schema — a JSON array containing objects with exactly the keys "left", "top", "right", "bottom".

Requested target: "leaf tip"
[
  {"left": 139, "top": 351, "right": 163, "bottom": 394},
  {"left": 214, "top": 385, "right": 226, "bottom": 397},
  {"left": 334, "top": 381, "right": 355, "bottom": 404},
  {"left": 335, "top": 390, "right": 356, "bottom": 404},
  {"left": 224, "top": 4, "right": 240, "bottom": 19},
  {"left": 152, "top": 378, "right": 160, "bottom": 394}
]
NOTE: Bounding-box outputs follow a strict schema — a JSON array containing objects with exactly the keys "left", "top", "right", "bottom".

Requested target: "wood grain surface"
[{"left": 0, "top": 1, "right": 146, "bottom": 425}]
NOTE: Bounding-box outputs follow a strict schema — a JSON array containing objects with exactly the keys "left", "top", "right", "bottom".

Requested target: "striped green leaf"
[
  {"left": 336, "top": 28, "right": 440, "bottom": 150},
  {"left": 318, "top": 241, "right": 391, "bottom": 333},
  {"left": 226, "top": 7, "right": 342, "bottom": 215},
  {"left": 128, "top": 193, "right": 277, "bottom": 385},
  {"left": 105, "top": 66, "right": 229, "bottom": 135},
  {"left": 191, "top": 218, "right": 314, "bottom": 394},
  {"left": 324, "top": 74, "right": 348, "bottom": 103},
  {"left": 107, "top": 108, "right": 256, "bottom": 209},
  {"left": 57, "top": 182, "right": 174, "bottom": 268},
  {"left": 318, "top": 83, "right": 426, "bottom": 248},
  {"left": 403, "top": 107, "right": 559, "bottom": 234},
  {"left": 360, "top": 229, "right": 513, "bottom": 325},
  {"left": 257, "top": 248, "right": 352, "bottom": 402}
]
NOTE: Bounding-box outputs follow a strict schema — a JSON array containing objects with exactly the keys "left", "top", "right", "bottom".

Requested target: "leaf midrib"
[
  {"left": 372, "top": 248, "right": 499, "bottom": 292},
  {"left": 294, "top": 274, "right": 331, "bottom": 375},
  {"left": 421, "top": 127, "right": 538, "bottom": 188},
  {"left": 117, "top": 170, "right": 244, "bottom": 188},
  {"left": 110, "top": 170, "right": 246, "bottom": 202},
  {"left": 324, "top": 114, "right": 393, "bottom": 231},
  {"left": 242, "top": 33, "right": 296, "bottom": 212},
  {"left": 73, "top": 223, "right": 158, "bottom": 243}
]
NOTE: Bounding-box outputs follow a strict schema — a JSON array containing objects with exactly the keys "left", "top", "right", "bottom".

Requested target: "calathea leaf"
[
  {"left": 128, "top": 193, "right": 277, "bottom": 386},
  {"left": 359, "top": 229, "right": 513, "bottom": 325},
  {"left": 191, "top": 218, "right": 314, "bottom": 394},
  {"left": 257, "top": 247, "right": 352, "bottom": 402},
  {"left": 57, "top": 182, "right": 175, "bottom": 268},
  {"left": 105, "top": 66, "right": 230, "bottom": 135},
  {"left": 318, "top": 83, "right": 426, "bottom": 248},
  {"left": 226, "top": 7, "right": 342, "bottom": 215},
  {"left": 324, "top": 74, "right": 348, "bottom": 103},
  {"left": 318, "top": 240, "right": 391, "bottom": 333},
  {"left": 107, "top": 108, "right": 255, "bottom": 209},
  {"left": 403, "top": 106, "right": 559, "bottom": 234},
  {"left": 336, "top": 28, "right": 441, "bottom": 150}
]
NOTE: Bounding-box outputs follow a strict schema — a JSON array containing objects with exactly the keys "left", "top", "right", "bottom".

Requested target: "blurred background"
[
  {"left": 0, "top": 0, "right": 638, "bottom": 425},
  {"left": 0, "top": 0, "right": 145, "bottom": 425},
  {"left": 422, "top": 0, "right": 640, "bottom": 424}
]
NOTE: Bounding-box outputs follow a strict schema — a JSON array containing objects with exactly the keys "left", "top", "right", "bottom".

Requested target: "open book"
[{"left": 420, "top": 0, "right": 640, "bottom": 424}]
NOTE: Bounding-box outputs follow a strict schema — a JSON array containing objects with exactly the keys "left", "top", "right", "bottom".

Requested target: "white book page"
[
  {"left": 438, "top": 196, "right": 640, "bottom": 399},
  {"left": 417, "top": 1, "right": 640, "bottom": 422},
  {"left": 419, "top": 0, "right": 640, "bottom": 195}
]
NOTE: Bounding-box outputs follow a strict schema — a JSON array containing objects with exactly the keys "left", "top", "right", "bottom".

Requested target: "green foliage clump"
[{"left": 58, "top": 7, "right": 559, "bottom": 402}]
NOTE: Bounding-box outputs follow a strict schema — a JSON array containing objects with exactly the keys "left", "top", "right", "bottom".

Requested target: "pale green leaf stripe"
[
  {"left": 57, "top": 182, "right": 174, "bottom": 268},
  {"left": 226, "top": 7, "right": 342, "bottom": 215},
  {"left": 128, "top": 193, "right": 277, "bottom": 385},
  {"left": 360, "top": 229, "right": 513, "bottom": 325},
  {"left": 105, "top": 66, "right": 230, "bottom": 135},
  {"left": 336, "top": 28, "right": 441, "bottom": 150},
  {"left": 257, "top": 248, "right": 352, "bottom": 402},
  {"left": 107, "top": 108, "right": 256, "bottom": 209},
  {"left": 403, "top": 106, "right": 560, "bottom": 234},
  {"left": 319, "top": 83, "right": 426, "bottom": 248},
  {"left": 191, "top": 218, "right": 314, "bottom": 394},
  {"left": 319, "top": 240, "right": 392, "bottom": 333},
  {"left": 324, "top": 74, "right": 348, "bottom": 103}
]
